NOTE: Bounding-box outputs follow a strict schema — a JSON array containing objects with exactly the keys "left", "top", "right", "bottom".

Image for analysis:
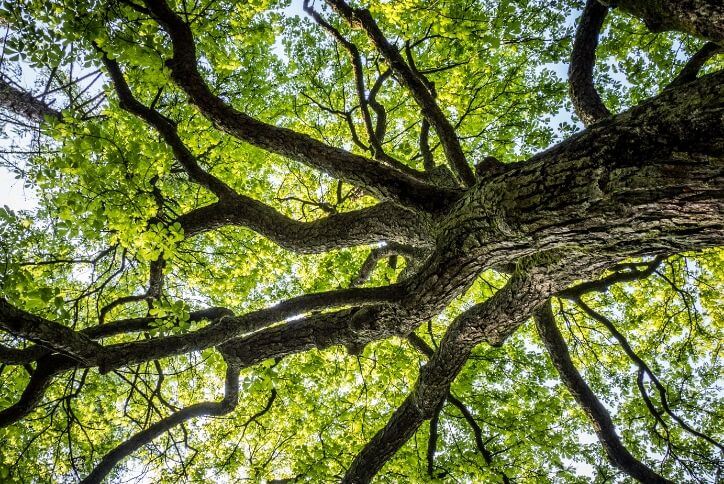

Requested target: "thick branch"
[
  {"left": 0, "top": 343, "right": 46, "bottom": 365},
  {"left": 443, "top": 69, "right": 724, "bottom": 272},
  {"left": 0, "top": 307, "right": 233, "bottom": 365},
  {"left": 176, "top": 199, "right": 434, "bottom": 254},
  {"left": 610, "top": 0, "right": 724, "bottom": 43},
  {"left": 99, "top": 284, "right": 401, "bottom": 371},
  {"left": 1, "top": 282, "right": 397, "bottom": 384},
  {"left": 0, "top": 355, "right": 75, "bottom": 428},
  {"left": 569, "top": 0, "right": 611, "bottom": 126},
  {"left": 0, "top": 298, "right": 102, "bottom": 365},
  {"left": 0, "top": 75, "right": 60, "bottom": 123},
  {"left": 407, "top": 333, "right": 510, "bottom": 483},
  {"left": 534, "top": 300, "right": 671, "bottom": 483},
  {"left": 342, "top": 262, "right": 597, "bottom": 482}
]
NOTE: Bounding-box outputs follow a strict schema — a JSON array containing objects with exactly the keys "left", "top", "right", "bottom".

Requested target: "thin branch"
[
  {"left": 302, "top": 2, "right": 379, "bottom": 156},
  {"left": 559, "top": 256, "right": 664, "bottom": 299},
  {"left": 575, "top": 298, "right": 723, "bottom": 452},
  {"left": 323, "top": 0, "right": 476, "bottom": 186},
  {"left": 426, "top": 398, "right": 444, "bottom": 478},
  {"left": 99, "top": 50, "right": 238, "bottom": 200},
  {"left": 81, "top": 357, "right": 240, "bottom": 483}
]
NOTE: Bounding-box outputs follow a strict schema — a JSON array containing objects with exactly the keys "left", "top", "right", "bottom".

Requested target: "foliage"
[{"left": 0, "top": 0, "right": 721, "bottom": 482}]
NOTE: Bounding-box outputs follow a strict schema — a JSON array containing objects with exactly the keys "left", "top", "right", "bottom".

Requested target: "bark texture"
[
  {"left": 0, "top": 76, "right": 60, "bottom": 122},
  {"left": 610, "top": 0, "right": 724, "bottom": 43}
]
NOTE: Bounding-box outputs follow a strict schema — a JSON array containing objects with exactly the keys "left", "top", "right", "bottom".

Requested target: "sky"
[{"left": 0, "top": 166, "right": 36, "bottom": 211}]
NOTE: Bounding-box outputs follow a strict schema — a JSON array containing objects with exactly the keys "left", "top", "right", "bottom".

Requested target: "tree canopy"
[{"left": 0, "top": 0, "right": 722, "bottom": 482}]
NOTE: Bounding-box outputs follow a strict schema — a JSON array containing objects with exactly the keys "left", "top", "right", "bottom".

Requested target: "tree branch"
[
  {"left": 351, "top": 243, "right": 425, "bottom": 286},
  {"left": 323, "top": 0, "right": 476, "bottom": 186},
  {"left": 426, "top": 397, "right": 444, "bottom": 478},
  {"left": 569, "top": 0, "right": 611, "bottom": 127},
  {"left": 368, "top": 68, "right": 391, "bottom": 144},
  {"left": 667, "top": 42, "right": 723, "bottom": 88},
  {"left": 0, "top": 298, "right": 102, "bottom": 365},
  {"left": 0, "top": 307, "right": 234, "bottom": 365},
  {"left": 99, "top": 50, "right": 238, "bottom": 200},
  {"left": 81, "top": 357, "right": 240, "bottom": 483},
  {"left": 342, "top": 264, "right": 593, "bottom": 482},
  {"left": 303, "top": 2, "right": 390, "bottom": 165},
  {"left": 559, "top": 256, "right": 664, "bottom": 299},
  {"left": 0, "top": 355, "right": 75, "bottom": 428},
  {"left": 0, "top": 75, "right": 61, "bottom": 123},
  {"left": 609, "top": 0, "right": 723, "bottom": 43},
  {"left": 99, "top": 284, "right": 402, "bottom": 371},
  {"left": 534, "top": 300, "right": 672, "bottom": 483},
  {"left": 407, "top": 333, "right": 510, "bottom": 483},
  {"left": 141, "top": 0, "right": 459, "bottom": 212},
  {"left": 176, "top": 199, "right": 434, "bottom": 254},
  {"left": 575, "top": 298, "right": 723, "bottom": 452}
]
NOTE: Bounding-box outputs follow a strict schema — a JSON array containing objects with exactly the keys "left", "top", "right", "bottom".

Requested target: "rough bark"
[
  {"left": 609, "top": 0, "right": 724, "bottom": 43},
  {"left": 0, "top": 76, "right": 60, "bottom": 122},
  {"left": 342, "top": 260, "right": 608, "bottom": 482},
  {"left": 2, "top": 69, "right": 719, "bottom": 376},
  {"left": 177, "top": 199, "right": 435, "bottom": 253},
  {"left": 0, "top": 298, "right": 102, "bottom": 365}
]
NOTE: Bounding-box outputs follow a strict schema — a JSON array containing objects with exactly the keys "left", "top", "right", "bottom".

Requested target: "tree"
[{"left": 0, "top": 0, "right": 721, "bottom": 481}]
